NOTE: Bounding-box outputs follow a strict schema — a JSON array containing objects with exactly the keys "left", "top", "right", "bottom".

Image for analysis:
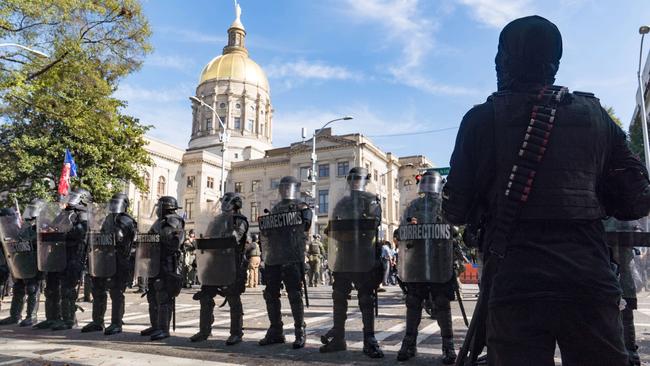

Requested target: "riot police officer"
[
  {"left": 34, "top": 189, "right": 91, "bottom": 330},
  {"left": 320, "top": 167, "right": 384, "bottom": 358},
  {"left": 81, "top": 193, "right": 137, "bottom": 335},
  {"left": 0, "top": 200, "right": 45, "bottom": 327},
  {"left": 258, "top": 176, "right": 311, "bottom": 349},
  {"left": 443, "top": 15, "right": 650, "bottom": 366},
  {"left": 396, "top": 171, "right": 456, "bottom": 363},
  {"left": 190, "top": 192, "right": 249, "bottom": 345},
  {"left": 307, "top": 235, "right": 325, "bottom": 287},
  {"left": 138, "top": 196, "right": 185, "bottom": 341}
]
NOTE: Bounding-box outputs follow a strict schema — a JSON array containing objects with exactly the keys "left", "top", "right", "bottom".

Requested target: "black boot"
[
  {"left": 226, "top": 296, "right": 243, "bottom": 346},
  {"left": 140, "top": 301, "right": 158, "bottom": 336},
  {"left": 150, "top": 303, "right": 171, "bottom": 341},
  {"left": 441, "top": 337, "right": 457, "bottom": 365},
  {"left": 259, "top": 291, "right": 285, "bottom": 346},
  {"left": 398, "top": 292, "right": 423, "bottom": 361},
  {"left": 190, "top": 296, "right": 214, "bottom": 342},
  {"left": 320, "top": 289, "right": 348, "bottom": 353},
  {"left": 82, "top": 295, "right": 106, "bottom": 333},
  {"left": 288, "top": 291, "right": 306, "bottom": 349},
  {"left": 105, "top": 289, "right": 124, "bottom": 335},
  {"left": 34, "top": 294, "right": 59, "bottom": 329},
  {"left": 0, "top": 293, "right": 23, "bottom": 325},
  {"left": 20, "top": 285, "right": 40, "bottom": 327},
  {"left": 397, "top": 336, "right": 417, "bottom": 361},
  {"left": 622, "top": 307, "right": 641, "bottom": 366},
  {"left": 360, "top": 294, "right": 383, "bottom": 359},
  {"left": 52, "top": 289, "right": 76, "bottom": 331}
]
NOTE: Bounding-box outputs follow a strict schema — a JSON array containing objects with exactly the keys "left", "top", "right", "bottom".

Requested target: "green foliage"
[
  {"left": 605, "top": 106, "right": 623, "bottom": 128},
  {"left": 0, "top": 0, "right": 152, "bottom": 206}
]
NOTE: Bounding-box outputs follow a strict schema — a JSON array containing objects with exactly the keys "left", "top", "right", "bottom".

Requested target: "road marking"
[
  {"left": 121, "top": 305, "right": 200, "bottom": 322},
  {"left": 0, "top": 337, "right": 242, "bottom": 366},
  {"left": 175, "top": 309, "right": 265, "bottom": 327},
  {"left": 349, "top": 322, "right": 405, "bottom": 349}
]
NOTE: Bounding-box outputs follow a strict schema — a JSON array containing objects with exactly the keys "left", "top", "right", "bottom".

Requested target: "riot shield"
[
  {"left": 259, "top": 208, "right": 308, "bottom": 266},
  {"left": 134, "top": 199, "right": 160, "bottom": 279},
  {"left": 604, "top": 218, "right": 650, "bottom": 247},
  {"left": 196, "top": 211, "right": 239, "bottom": 286},
  {"left": 37, "top": 203, "right": 72, "bottom": 272},
  {"left": 327, "top": 218, "right": 378, "bottom": 273},
  {"left": 0, "top": 216, "right": 37, "bottom": 280},
  {"left": 87, "top": 204, "right": 116, "bottom": 278},
  {"left": 397, "top": 223, "right": 454, "bottom": 283}
]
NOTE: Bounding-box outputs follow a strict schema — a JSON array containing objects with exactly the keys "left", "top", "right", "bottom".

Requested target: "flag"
[{"left": 57, "top": 149, "right": 77, "bottom": 196}]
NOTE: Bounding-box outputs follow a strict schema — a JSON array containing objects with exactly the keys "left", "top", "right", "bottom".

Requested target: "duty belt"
[{"left": 491, "top": 85, "right": 569, "bottom": 258}]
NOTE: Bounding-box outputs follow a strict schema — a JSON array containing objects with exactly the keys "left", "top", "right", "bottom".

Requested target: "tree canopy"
[{"left": 0, "top": 0, "right": 153, "bottom": 205}]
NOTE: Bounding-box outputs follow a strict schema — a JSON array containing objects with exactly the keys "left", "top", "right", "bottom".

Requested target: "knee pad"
[
  {"left": 434, "top": 295, "right": 451, "bottom": 312},
  {"left": 25, "top": 283, "right": 38, "bottom": 296},
  {"left": 332, "top": 288, "right": 348, "bottom": 303},
  {"left": 263, "top": 289, "right": 280, "bottom": 302},
  {"left": 61, "top": 287, "right": 77, "bottom": 301},
  {"left": 200, "top": 295, "right": 216, "bottom": 308},
  {"left": 358, "top": 292, "right": 374, "bottom": 310},
  {"left": 405, "top": 294, "right": 422, "bottom": 309}
]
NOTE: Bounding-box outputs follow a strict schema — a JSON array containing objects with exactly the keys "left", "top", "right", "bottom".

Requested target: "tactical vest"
[
  {"left": 492, "top": 90, "right": 608, "bottom": 220},
  {"left": 308, "top": 242, "right": 321, "bottom": 256}
]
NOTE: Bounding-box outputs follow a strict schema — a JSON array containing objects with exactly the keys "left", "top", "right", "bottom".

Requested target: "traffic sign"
[{"left": 428, "top": 167, "right": 451, "bottom": 176}]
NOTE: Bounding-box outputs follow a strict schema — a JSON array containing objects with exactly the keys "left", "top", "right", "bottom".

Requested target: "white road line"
[
  {"left": 121, "top": 306, "right": 200, "bottom": 322},
  {"left": 349, "top": 322, "right": 405, "bottom": 349},
  {"left": 0, "top": 359, "right": 25, "bottom": 365},
  {"left": 175, "top": 309, "right": 264, "bottom": 327},
  {"left": 0, "top": 337, "right": 241, "bottom": 366}
]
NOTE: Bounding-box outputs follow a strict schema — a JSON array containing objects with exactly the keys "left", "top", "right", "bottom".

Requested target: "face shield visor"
[
  {"left": 109, "top": 198, "right": 127, "bottom": 214},
  {"left": 347, "top": 174, "right": 369, "bottom": 192},
  {"left": 23, "top": 203, "right": 44, "bottom": 221},
  {"left": 418, "top": 174, "right": 443, "bottom": 195},
  {"left": 278, "top": 182, "right": 300, "bottom": 200}
]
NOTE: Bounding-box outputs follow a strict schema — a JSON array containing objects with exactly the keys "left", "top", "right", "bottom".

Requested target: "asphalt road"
[{"left": 0, "top": 284, "right": 648, "bottom": 365}]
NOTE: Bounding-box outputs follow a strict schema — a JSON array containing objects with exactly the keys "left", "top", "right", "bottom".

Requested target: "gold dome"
[{"left": 198, "top": 53, "right": 269, "bottom": 92}]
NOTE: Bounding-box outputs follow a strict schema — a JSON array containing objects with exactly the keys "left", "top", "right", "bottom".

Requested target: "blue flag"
[{"left": 65, "top": 149, "right": 77, "bottom": 177}]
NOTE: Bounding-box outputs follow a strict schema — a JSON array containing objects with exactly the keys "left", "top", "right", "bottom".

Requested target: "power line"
[{"left": 367, "top": 126, "right": 459, "bottom": 138}]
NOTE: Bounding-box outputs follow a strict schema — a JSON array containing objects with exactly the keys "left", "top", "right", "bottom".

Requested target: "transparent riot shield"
[
  {"left": 327, "top": 218, "right": 378, "bottom": 273},
  {"left": 196, "top": 210, "right": 239, "bottom": 286},
  {"left": 259, "top": 208, "right": 308, "bottom": 266},
  {"left": 397, "top": 223, "right": 454, "bottom": 283},
  {"left": 134, "top": 199, "right": 160, "bottom": 279},
  {"left": 87, "top": 204, "right": 116, "bottom": 278},
  {"left": 37, "top": 203, "right": 72, "bottom": 273},
  {"left": 0, "top": 216, "right": 37, "bottom": 280}
]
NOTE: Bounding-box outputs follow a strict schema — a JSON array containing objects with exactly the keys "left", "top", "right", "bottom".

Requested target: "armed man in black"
[
  {"left": 138, "top": 196, "right": 185, "bottom": 341},
  {"left": 0, "top": 201, "right": 45, "bottom": 326},
  {"left": 81, "top": 193, "right": 137, "bottom": 335},
  {"left": 258, "top": 176, "right": 311, "bottom": 349},
  {"left": 320, "top": 167, "right": 384, "bottom": 358},
  {"left": 34, "top": 189, "right": 91, "bottom": 330},
  {"left": 397, "top": 171, "right": 457, "bottom": 364},
  {"left": 190, "top": 192, "right": 249, "bottom": 345},
  {"left": 442, "top": 15, "right": 650, "bottom": 366}
]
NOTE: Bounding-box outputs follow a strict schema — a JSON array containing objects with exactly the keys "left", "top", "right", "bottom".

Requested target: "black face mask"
[{"left": 495, "top": 15, "right": 563, "bottom": 91}]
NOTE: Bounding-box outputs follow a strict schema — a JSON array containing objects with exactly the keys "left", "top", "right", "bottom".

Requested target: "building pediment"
[{"left": 289, "top": 134, "right": 356, "bottom": 155}]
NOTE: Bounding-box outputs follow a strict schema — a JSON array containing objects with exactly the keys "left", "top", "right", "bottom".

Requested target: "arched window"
[
  {"left": 157, "top": 176, "right": 166, "bottom": 196},
  {"left": 404, "top": 179, "right": 413, "bottom": 186}
]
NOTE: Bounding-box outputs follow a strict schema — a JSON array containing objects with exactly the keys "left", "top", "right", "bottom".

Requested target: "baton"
[
  {"left": 172, "top": 298, "right": 176, "bottom": 332},
  {"left": 302, "top": 261, "right": 310, "bottom": 308},
  {"left": 455, "top": 285, "right": 469, "bottom": 327}
]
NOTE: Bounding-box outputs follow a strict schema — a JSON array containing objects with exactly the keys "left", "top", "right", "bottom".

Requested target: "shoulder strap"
[{"left": 489, "top": 85, "right": 569, "bottom": 258}]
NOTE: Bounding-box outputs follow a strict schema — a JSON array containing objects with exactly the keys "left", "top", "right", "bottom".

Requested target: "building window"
[
  {"left": 157, "top": 176, "right": 166, "bottom": 196},
  {"left": 186, "top": 175, "right": 195, "bottom": 188},
  {"left": 318, "top": 164, "right": 329, "bottom": 178},
  {"left": 207, "top": 176, "right": 215, "bottom": 189},
  {"left": 252, "top": 180, "right": 261, "bottom": 192},
  {"left": 337, "top": 161, "right": 349, "bottom": 176},
  {"left": 394, "top": 178, "right": 399, "bottom": 189},
  {"left": 185, "top": 199, "right": 194, "bottom": 220},
  {"left": 234, "top": 182, "right": 243, "bottom": 193},
  {"left": 218, "top": 115, "right": 227, "bottom": 128},
  {"left": 247, "top": 119, "right": 254, "bottom": 131},
  {"left": 234, "top": 117, "right": 241, "bottom": 129},
  {"left": 236, "top": 103, "right": 241, "bottom": 109},
  {"left": 318, "top": 190, "right": 329, "bottom": 214},
  {"left": 381, "top": 174, "right": 386, "bottom": 186},
  {"left": 395, "top": 200, "right": 400, "bottom": 221},
  {"left": 299, "top": 166, "right": 310, "bottom": 181},
  {"left": 382, "top": 197, "right": 387, "bottom": 219},
  {"left": 251, "top": 202, "right": 259, "bottom": 222},
  {"left": 219, "top": 102, "right": 226, "bottom": 109},
  {"left": 404, "top": 179, "right": 413, "bottom": 186},
  {"left": 270, "top": 178, "right": 280, "bottom": 189},
  {"left": 206, "top": 118, "right": 212, "bottom": 131},
  {"left": 250, "top": 105, "right": 255, "bottom": 111},
  {"left": 374, "top": 169, "right": 378, "bottom": 182},
  {"left": 234, "top": 153, "right": 239, "bottom": 159}
]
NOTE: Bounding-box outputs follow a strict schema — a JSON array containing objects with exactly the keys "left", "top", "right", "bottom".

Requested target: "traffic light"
[{"left": 415, "top": 174, "right": 422, "bottom": 184}]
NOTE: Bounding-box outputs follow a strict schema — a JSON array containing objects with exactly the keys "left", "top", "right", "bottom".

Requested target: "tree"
[
  {"left": 605, "top": 106, "right": 623, "bottom": 128},
  {"left": 0, "top": 0, "right": 153, "bottom": 205}
]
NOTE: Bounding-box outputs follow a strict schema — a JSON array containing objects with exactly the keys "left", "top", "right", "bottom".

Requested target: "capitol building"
[{"left": 126, "top": 7, "right": 433, "bottom": 239}]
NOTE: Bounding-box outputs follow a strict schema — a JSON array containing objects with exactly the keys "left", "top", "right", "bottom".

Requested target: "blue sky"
[{"left": 117, "top": 0, "right": 650, "bottom": 167}]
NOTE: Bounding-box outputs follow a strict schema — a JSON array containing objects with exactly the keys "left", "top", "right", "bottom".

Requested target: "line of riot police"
[{"left": 0, "top": 169, "right": 464, "bottom": 365}]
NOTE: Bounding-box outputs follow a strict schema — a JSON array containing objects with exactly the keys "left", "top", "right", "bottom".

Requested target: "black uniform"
[
  {"left": 190, "top": 194, "right": 249, "bottom": 345},
  {"left": 258, "top": 196, "right": 311, "bottom": 349},
  {"left": 82, "top": 211, "right": 137, "bottom": 335},
  {"left": 321, "top": 187, "right": 384, "bottom": 358},
  {"left": 442, "top": 16, "right": 650, "bottom": 366},
  {"left": 140, "top": 196, "right": 185, "bottom": 341}
]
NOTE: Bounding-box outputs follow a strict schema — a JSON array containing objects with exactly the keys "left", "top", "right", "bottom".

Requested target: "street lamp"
[
  {"left": 637, "top": 26, "right": 650, "bottom": 175},
  {"left": 308, "top": 116, "right": 353, "bottom": 237},
  {"left": 0, "top": 43, "right": 49, "bottom": 58},
  {"left": 189, "top": 96, "right": 230, "bottom": 196}
]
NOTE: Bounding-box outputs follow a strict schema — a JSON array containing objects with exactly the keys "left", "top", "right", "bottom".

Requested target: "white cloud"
[
  {"left": 145, "top": 54, "right": 195, "bottom": 71},
  {"left": 114, "top": 83, "right": 194, "bottom": 103},
  {"left": 155, "top": 26, "right": 226, "bottom": 44},
  {"left": 340, "top": 0, "right": 479, "bottom": 96},
  {"left": 265, "top": 60, "right": 361, "bottom": 87},
  {"left": 456, "top": 0, "right": 533, "bottom": 28}
]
